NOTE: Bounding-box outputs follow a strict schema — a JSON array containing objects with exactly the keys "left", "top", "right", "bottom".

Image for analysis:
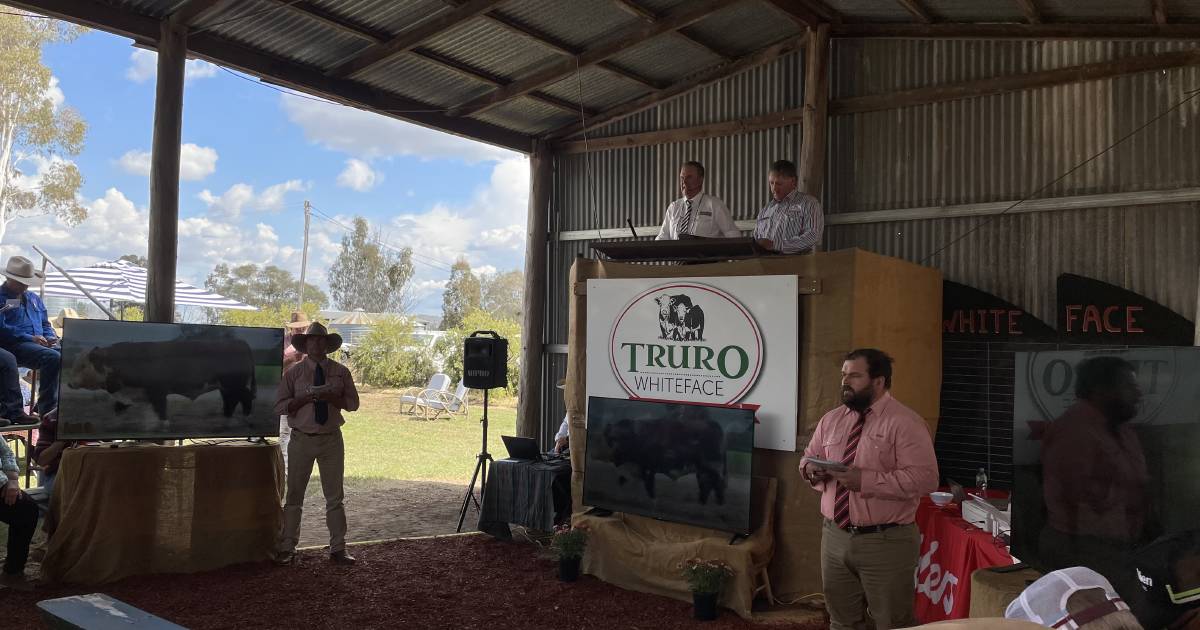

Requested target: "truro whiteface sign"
[{"left": 587, "top": 276, "right": 799, "bottom": 451}]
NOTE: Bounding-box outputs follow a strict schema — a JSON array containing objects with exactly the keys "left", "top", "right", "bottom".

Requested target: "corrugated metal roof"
[
  {"left": 921, "top": 0, "right": 1024, "bottom": 23},
  {"left": 497, "top": 0, "right": 638, "bottom": 50},
  {"left": 683, "top": 2, "right": 803, "bottom": 58},
  {"left": 1036, "top": 0, "right": 1155, "bottom": 22},
  {"left": 540, "top": 65, "right": 652, "bottom": 112},
  {"left": 824, "top": 0, "right": 912, "bottom": 22},
  {"left": 474, "top": 95, "right": 577, "bottom": 135},
  {"left": 1166, "top": 0, "right": 1200, "bottom": 21},
  {"left": 304, "top": 0, "right": 447, "bottom": 37},
  {"left": 607, "top": 35, "right": 724, "bottom": 85},
  {"left": 355, "top": 53, "right": 493, "bottom": 109},
  {"left": 423, "top": 17, "right": 562, "bottom": 83},
  {"left": 207, "top": 1, "right": 368, "bottom": 70}
]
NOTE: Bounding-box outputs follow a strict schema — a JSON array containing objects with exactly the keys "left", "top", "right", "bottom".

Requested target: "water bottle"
[{"left": 976, "top": 467, "right": 988, "bottom": 496}]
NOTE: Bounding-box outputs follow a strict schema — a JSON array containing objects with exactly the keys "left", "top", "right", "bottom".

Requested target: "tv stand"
[{"left": 584, "top": 507, "right": 614, "bottom": 517}]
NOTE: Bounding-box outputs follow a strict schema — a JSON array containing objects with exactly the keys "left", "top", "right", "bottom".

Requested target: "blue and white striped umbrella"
[{"left": 42, "top": 260, "right": 257, "bottom": 311}]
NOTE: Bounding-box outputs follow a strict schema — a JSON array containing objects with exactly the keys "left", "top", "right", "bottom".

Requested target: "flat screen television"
[
  {"left": 583, "top": 396, "right": 755, "bottom": 534},
  {"left": 1011, "top": 347, "right": 1200, "bottom": 628},
  {"left": 58, "top": 319, "right": 284, "bottom": 440}
]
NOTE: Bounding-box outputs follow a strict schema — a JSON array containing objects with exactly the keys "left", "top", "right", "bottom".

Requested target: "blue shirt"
[{"left": 0, "top": 286, "right": 57, "bottom": 346}]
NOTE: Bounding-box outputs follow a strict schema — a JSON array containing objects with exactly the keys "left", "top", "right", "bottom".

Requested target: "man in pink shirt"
[{"left": 802, "top": 348, "right": 939, "bottom": 630}]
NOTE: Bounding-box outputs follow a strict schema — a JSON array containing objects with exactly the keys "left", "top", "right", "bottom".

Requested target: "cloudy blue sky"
[{"left": 5, "top": 26, "right": 529, "bottom": 315}]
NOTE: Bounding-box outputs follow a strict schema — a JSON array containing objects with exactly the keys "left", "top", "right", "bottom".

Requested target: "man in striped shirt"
[
  {"left": 655, "top": 161, "right": 740, "bottom": 240},
  {"left": 753, "top": 160, "right": 824, "bottom": 254}
]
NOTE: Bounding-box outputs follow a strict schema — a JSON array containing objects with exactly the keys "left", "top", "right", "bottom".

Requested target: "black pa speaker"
[{"left": 463, "top": 330, "right": 508, "bottom": 389}]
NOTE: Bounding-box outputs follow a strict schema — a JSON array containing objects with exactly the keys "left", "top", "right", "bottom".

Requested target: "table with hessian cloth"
[
  {"left": 478, "top": 457, "right": 571, "bottom": 538},
  {"left": 41, "top": 442, "right": 283, "bottom": 584}
]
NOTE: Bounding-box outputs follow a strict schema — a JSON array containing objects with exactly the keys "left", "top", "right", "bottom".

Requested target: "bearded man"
[{"left": 800, "top": 348, "right": 938, "bottom": 630}]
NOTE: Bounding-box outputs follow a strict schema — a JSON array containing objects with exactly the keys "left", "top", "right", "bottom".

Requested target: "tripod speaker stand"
[
  {"left": 456, "top": 330, "right": 508, "bottom": 532},
  {"left": 456, "top": 388, "right": 492, "bottom": 532}
]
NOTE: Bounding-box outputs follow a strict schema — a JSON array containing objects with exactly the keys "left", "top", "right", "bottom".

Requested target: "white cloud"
[
  {"left": 198, "top": 179, "right": 307, "bottom": 220},
  {"left": 44, "top": 76, "right": 64, "bottom": 110},
  {"left": 125, "top": 49, "right": 218, "bottom": 84},
  {"left": 336, "top": 159, "right": 382, "bottom": 192},
  {"left": 477, "top": 225, "right": 525, "bottom": 250},
  {"left": 280, "top": 93, "right": 517, "bottom": 163},
  {"left": 471, "top": 264, "right": 497, "bottom": 277},
  {"left": 1, "top": 188, "right": 150, "bottom": 269},
  {"left": 118, "top": 143, "right": 219, "bottom": 181}
]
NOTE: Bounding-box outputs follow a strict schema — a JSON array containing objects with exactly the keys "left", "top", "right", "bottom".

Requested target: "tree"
[
  {"left": 441, "top": 258, "right": 481, "bottom": 330},
  {"left": 328, "top": 216, "right": 414, "bottom": 313},
  {"left": 204, "top": 263, "right": 327, "bottom": 310},
  {"left": 480, "top": 269, "right": 523, "bottom": 321},
  {"left": 220, "top": 302, "right": 323, "bottom": 329},
  {"left": 0, "top": 14, "right": 88, "bottom": 246},
  {"left": 349, "top": 316, "right": 435, "bottom": 388},
  {"left": 118, "top": 253, "right": 147, "bottom": 267}
]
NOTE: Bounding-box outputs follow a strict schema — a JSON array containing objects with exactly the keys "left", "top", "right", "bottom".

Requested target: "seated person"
[
  {"left": 33, "top": 408, "right": 65, "bottom": 498},
  {"left": 0, "top": 256, "right": 61, "bottom": 416},
  {"left": 552, "top": 379, "right": 569, "bottom": 454},
  {"left": 0, "top": 435, "right": 39, "bottom": 590},
  {"left": 655, "top": 161, "right": 740, "bottom": 240},
  {"left": 0, "top": 351, "right": 38, "bottom": 427},
  {"left": 752, "top": 159, "right": 824, "bottom": 254}
]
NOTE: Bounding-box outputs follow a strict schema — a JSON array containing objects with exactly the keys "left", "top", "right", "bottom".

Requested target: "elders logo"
[{"left": 609, "top": 283, "right": 763, "bottom": 404}]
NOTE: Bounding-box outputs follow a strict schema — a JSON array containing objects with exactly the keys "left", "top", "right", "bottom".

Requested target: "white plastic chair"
[
  {"left": 399, "top": 373, "right": 451, "bottom": 415},
  {"left": 414, "top": 381, "right": 469, "bottom": 421}
]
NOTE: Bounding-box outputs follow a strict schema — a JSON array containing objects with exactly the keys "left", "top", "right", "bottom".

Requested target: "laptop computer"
[{"left": 501, "top": 435, "right": 544, "bottom": 461}]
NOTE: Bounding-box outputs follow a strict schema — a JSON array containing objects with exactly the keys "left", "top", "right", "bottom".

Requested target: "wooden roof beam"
[
  {"left": 327, "top": 0, "right": 503, "bottom": 79},
  {"left": 449, "top": 0, "right": 737, "bottom": 117},
  {"left": 547, "top": 33, "right": 807, "bottom": 140},
  {"left": 169, "top": 0, "right": 229, "bottom": 27},
  {"left": 896, "top": 0, "right": 933, "bottom": 23},
  {"left": 611, "top": 0, "right": 732, "bottom": 60},
  {"left": 1013, "top": 0, "right": 1042, "bottom": 24},
  {"left": 1152, "top": 0, "right": 1168, "bottom": 24}
]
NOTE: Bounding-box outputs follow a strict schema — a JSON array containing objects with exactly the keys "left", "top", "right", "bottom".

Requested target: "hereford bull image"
[
  {"left": 68, "top": 338, "right": 257, "bottom": 421},
  {"left": 654, "top": 293, "right": 705, "bottom": 341},
  {"left": 602, "top": 413, "right": 726, "bottom": 505}
]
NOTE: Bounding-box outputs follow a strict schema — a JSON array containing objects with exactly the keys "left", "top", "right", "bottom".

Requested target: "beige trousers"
[
  {"left": 278, "top": 429, "right": 346, "bottom": 554},
  {"left": 821, "top": 520, "right": 920, "bottom": 630}
]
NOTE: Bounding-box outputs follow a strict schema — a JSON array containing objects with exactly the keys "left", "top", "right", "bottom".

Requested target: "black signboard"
[
  {"left": 943, "top": 281, "right": 1057, "bottom": 340},
  {"left": 1056, "top": 274, "right": 1195, "bottom": 346}
]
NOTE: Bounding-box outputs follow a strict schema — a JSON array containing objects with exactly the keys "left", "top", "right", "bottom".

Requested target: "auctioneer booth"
[{"left": 566, "top": 247, "right": 942, "bottom": 618}]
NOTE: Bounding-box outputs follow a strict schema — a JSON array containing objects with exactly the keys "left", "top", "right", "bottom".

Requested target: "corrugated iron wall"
[{"left": 543, "top": 37, "right": 1200, "bottom": 440}]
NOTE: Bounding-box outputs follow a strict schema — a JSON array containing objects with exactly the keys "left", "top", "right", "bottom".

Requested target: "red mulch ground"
[{"left": 0, "top": 534, "right": 826, "bottom": 630}]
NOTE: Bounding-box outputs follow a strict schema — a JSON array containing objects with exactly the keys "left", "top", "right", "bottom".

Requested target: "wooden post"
[
  {"left": 515, "top": 142, "right": 552, "bottom": 440},
  {"left": 799, "top": 23, "right": 830, "bottom": 198},
  {"left": 145, "top": 19, "right": 186, "bottom": 324}
]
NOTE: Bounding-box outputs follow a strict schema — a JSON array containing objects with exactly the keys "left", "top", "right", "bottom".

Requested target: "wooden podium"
[{"left": 591, "top": 237, "right": 769, "bottom": 263}]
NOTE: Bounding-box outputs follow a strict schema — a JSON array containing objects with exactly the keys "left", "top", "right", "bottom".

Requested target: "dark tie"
[
  {"left": 833, "top": 410, "right": 868, "bottom": 528},
  {"left": 313, "top": 363, "right": 329, "bottom": 425},
  {"left": 677, "top": 199, "right": 693, "bottom": 237}
]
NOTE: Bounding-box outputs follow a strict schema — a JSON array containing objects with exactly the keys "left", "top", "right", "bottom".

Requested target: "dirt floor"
[
  {"left": 296, "top": 477, "right": 476, "bottom": 549},
  {"left": 0, "top": 534, "right": 827, "bottom": 630}
]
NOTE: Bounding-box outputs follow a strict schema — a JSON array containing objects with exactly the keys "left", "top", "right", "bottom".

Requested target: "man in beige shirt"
[{"left": 274, "top": 322, "right": 360, "bottom": 566}]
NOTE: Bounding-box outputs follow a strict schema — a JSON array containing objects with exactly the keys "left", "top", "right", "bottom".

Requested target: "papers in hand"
[{"left": 802, "top": 456, "right": 848, "bottom": 472}]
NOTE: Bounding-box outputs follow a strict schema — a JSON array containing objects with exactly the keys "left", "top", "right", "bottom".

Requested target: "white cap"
[{"left": 1005, "top": 567, "right": 1133, "bottom": 629}]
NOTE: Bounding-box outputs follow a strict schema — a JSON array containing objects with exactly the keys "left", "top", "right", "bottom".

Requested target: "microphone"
[{"left": 626, "top": 218, "right": 638, "bottom": 239}]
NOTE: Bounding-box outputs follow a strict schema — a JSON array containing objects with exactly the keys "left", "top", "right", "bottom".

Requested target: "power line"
[
  {"left": 190, "top": 0, "right": 306, "bottom": 35},
  {"left": 307, "top": 206, "right": 457, "bottom": 274}
]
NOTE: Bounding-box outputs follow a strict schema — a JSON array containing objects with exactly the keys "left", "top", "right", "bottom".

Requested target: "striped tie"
[
  {"left": 677, "top": 198, "right": 693, "bottom": 237},
  {"left": 833, "top": 410, "right": 868, "bottom": 528}
]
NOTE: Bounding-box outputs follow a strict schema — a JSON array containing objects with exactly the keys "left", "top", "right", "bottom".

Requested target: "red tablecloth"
[{"left": 914, "top": 494, "right": 1013, "bottom": 623}]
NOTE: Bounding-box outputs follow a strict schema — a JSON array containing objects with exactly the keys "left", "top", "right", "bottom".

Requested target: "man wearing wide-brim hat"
[
  {"left": 0, "top": 256, "right": 61, "bottom": 418},
  {"left": 273, "top": 321, "right": 360, "bottom": 566}
]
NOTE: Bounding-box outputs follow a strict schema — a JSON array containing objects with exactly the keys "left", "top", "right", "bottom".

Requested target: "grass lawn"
[{"left": 337, "top": 387, "right": 518, "bottom": 483}]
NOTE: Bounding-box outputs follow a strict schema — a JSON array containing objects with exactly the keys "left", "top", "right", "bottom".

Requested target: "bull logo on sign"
[{"left": 654, "top": 294, "right": 705, "bottom": 342}]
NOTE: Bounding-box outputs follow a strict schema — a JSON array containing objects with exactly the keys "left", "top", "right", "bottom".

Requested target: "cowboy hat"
[
  {"left": 50, "top": 308, "right": 80, "bottom": 334},
  {"left": 285, "top": 311, "right": 312, "bottom": 330},
  {"left": 2, "top": 256, "right": 44, "bottom": 287},
  {"left": 290, "top": 321, "right": 342, "bottom": 353}
]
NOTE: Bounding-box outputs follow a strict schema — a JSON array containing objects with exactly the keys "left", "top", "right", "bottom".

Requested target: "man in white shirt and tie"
[{"left": 655, "top": 161, "right": 741, "bottom": 240}]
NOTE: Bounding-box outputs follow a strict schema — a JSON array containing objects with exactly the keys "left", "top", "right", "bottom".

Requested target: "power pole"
[{"left": 298, "top": 200, "right": 312, "bottom": 313}]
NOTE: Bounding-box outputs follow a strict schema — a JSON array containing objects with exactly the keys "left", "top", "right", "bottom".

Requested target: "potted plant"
[
  {"left": 550, "top": 523, "right": 588, "bottom": 582},
  {"left": 679, "top": 558, "right": 734, "bottom": 621}
]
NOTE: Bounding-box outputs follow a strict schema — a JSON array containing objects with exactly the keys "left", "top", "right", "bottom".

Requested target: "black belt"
[
  {"left": 294, "top": 429, "right": 333, "bottom": 437},
  {"left": 828, "top": 520, "right": 907, "bottom": 535}
]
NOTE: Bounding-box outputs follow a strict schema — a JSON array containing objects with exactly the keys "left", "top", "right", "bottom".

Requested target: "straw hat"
[
  {"left": 290, "top": 321, "right": 342, "bottom": 353},
  {"left": 2, "top": 256, "right": 44, "bottom": 287},
  {"left": 285, "top": 311, "right": 312, "bottom": 331}
]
